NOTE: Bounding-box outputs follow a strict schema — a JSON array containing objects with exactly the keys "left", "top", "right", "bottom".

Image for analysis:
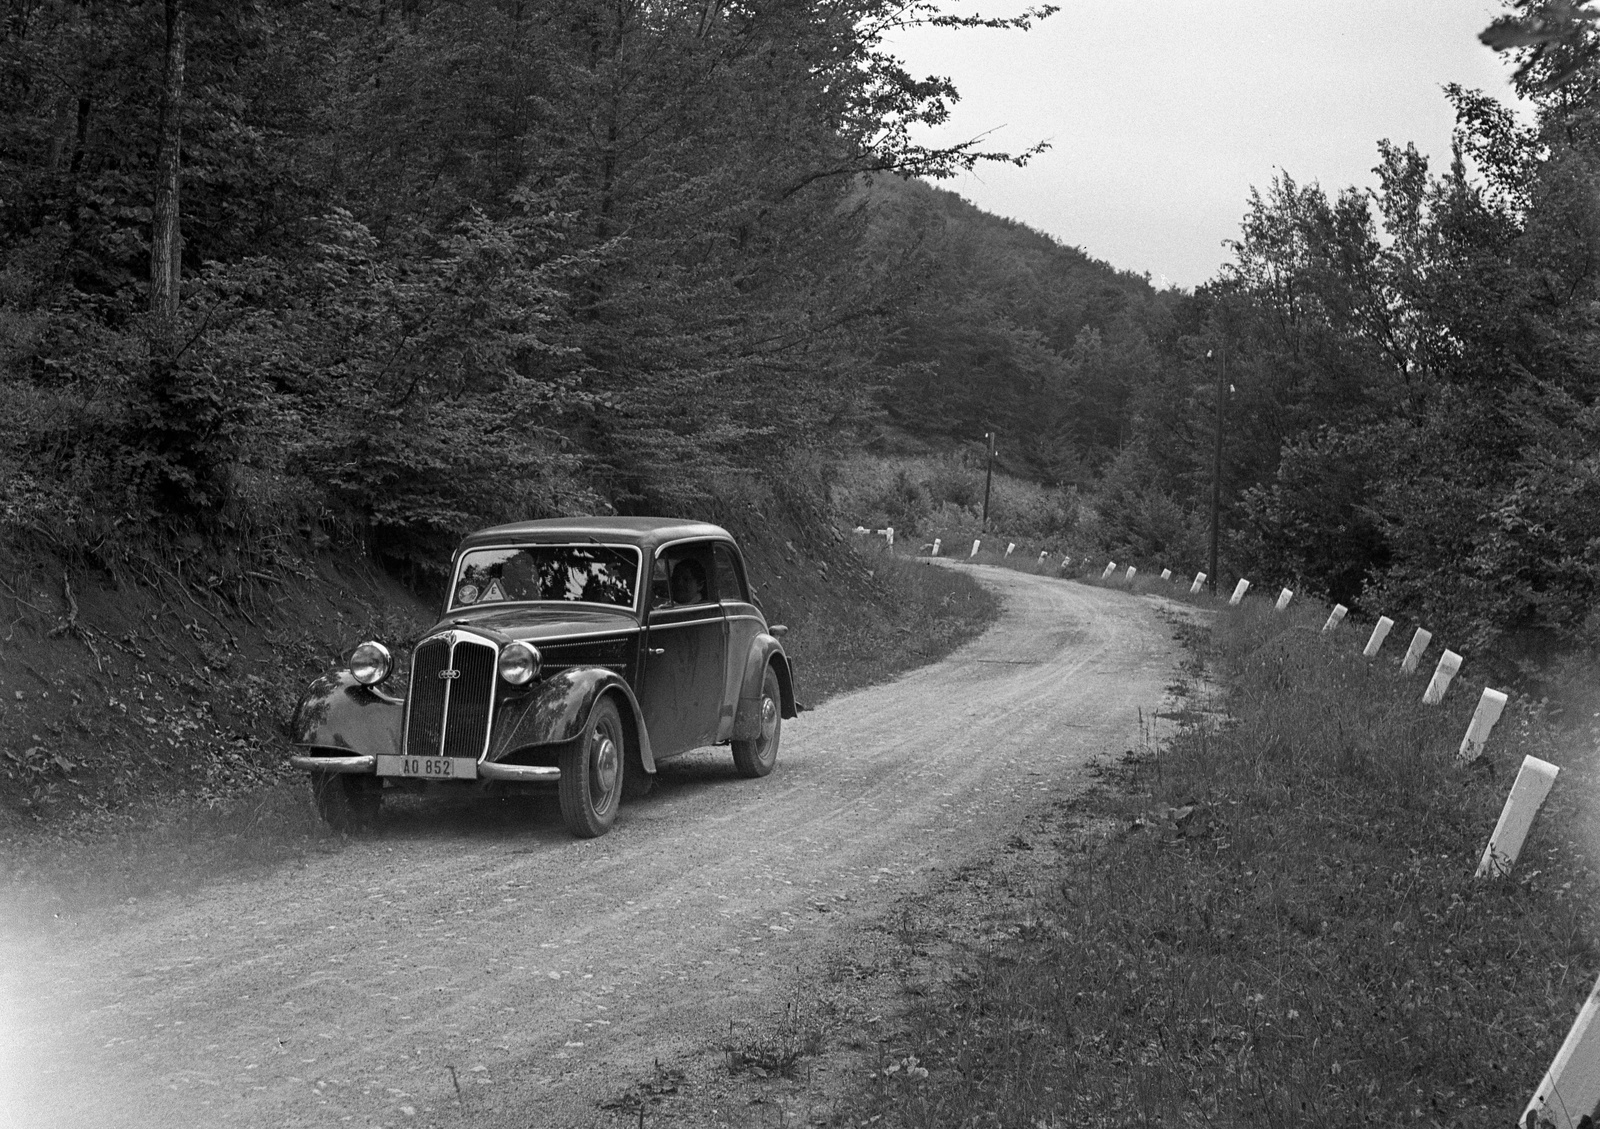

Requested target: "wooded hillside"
[
  {"left": 5, "top": 0, "right": 1599, "bottom": 662},
  {"left": 0, "top": 0, "right": 1048, "bottom": 581},
  {"left": 843, "top": 7, "right": 1600, "bottom": 662},
  {"left": 856, "top": 175, "right": 1165, "bottom": 483}
]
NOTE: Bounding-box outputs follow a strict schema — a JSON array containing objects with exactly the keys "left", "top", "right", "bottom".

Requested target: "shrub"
[{"left": 831, "top": 451, "right": 1079, "bottom": 542}]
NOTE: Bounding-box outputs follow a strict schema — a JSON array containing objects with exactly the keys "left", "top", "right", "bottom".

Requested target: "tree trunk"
[
  {"left": 70, "top": 95, "right": 92, "bottom": 175},
  {"left": 150, "top": 0, "right": 186, "bottom": 332}
]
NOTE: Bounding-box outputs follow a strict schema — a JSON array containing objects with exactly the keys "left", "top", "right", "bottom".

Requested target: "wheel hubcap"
[
  {"left": 592, "top": 732, "right": 620, "bottom": 803},
  {"left": 759, "top": 696, "right": 778, "bottom": 756}
]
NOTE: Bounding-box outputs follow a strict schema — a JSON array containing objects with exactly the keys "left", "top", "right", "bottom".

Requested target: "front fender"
[
  {"left": 488, "top": 668, "right": 654, "bottom": 772},
  {"left": 732, "top": 636, "right": 796, "bottom": 741},
  {"left": 289, "top": 671, "right": 404, "bottom": 757}
]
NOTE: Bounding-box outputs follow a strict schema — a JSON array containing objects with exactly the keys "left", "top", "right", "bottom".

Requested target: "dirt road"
[{"left": 1, "top": 566, "right": 1186, "bottom": 1129}]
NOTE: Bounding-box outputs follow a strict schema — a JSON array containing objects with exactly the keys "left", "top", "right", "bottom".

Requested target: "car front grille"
[{"left": 404, "top": 633, "right": 497, "bottom": 760}]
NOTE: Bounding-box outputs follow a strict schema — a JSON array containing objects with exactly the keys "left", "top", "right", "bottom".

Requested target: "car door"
[
  {"left": 638, "top": 540, "right": 727, "bottom": 758},
  {"left": 712, "top": 541, "right": 762, "bottom": 742}
]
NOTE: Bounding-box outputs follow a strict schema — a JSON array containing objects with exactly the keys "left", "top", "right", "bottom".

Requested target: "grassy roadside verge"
[
  {"left": 828, "top": 595, "right": 1600, "bottom": 1128},
  {"left": 0, "top": 552, "right": 999, "bottom": 922}
]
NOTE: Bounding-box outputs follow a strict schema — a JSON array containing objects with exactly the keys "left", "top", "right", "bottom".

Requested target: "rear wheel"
[
  {"left": 732, "top": 666, "right": 782, "bottom": 778},
  {"left": 310, "top": 772, "right": 382, "bottom": 832},
  {"left": 559, "top": 697, "right": 625, "bottom": 837}
]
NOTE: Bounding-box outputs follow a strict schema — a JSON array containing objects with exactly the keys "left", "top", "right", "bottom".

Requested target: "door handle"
[{"left": 649, "top": 647, "right": 665, "bottom": 656}]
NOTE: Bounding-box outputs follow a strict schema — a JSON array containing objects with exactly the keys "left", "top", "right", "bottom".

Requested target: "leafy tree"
[{"left": 1, "top": 0, "right": 1060, "bottom": 579}]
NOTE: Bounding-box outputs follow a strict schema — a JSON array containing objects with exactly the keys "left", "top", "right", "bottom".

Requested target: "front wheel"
[
  {"left": 732, "top": 666, "right": 782, "bottom": 778},
  {"left": 310, "top": 771, "right": 382, "bottom": 832},
  {"left": 559, "top": 697, "right": 625, "bottom": 838}
]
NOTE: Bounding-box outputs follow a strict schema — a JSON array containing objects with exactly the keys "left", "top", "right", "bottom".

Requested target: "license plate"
[{"left": 376, "top": 755, "right": 477, "bottom": 780}]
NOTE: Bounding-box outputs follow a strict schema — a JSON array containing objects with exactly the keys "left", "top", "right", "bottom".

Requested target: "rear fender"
[
  {"left": 732, "top": 637, "right": 796, "bottom": 741},
  {"left": 289, "top": 672, "right": 404, "bottom": 758},
  {"left": 488, "top": 668, "right": 654, "bottom": 773}
]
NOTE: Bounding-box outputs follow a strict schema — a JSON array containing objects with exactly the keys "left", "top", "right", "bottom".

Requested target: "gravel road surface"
[{"left": 1, "top": 565, "right": 1187, "bottom": 1128}]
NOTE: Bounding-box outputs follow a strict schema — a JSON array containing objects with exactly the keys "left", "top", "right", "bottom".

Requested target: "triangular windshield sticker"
[{"left": 482, "top": 578, "right": 507, "bottom": 602}]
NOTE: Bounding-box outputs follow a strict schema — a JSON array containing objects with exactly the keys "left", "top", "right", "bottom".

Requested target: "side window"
[
  {"left": 713, "top": 543, "right": 747, "bottom": 603},
  {"left": 657, "top": 542, "right": 714, "bottom": 608}
]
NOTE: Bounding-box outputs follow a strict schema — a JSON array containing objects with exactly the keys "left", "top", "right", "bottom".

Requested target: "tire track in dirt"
[{"left": 0, "top": 566, "right": 1186, "bottom": 1128}]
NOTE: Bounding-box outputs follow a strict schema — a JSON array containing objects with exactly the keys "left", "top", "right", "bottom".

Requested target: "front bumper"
[
  {"left": 478, "top": 762, "right": 559, "bottom": 782},
  {"left": 290, "top": 753, "right": 559, "bottom": 783},
  {"left": 291, "top": 754, "right": 375, "bottom": 774}
]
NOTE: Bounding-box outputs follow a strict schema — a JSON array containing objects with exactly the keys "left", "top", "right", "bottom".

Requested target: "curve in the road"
[{"left": 0, "top": 566, "right": 1186, "bottom": 1129}]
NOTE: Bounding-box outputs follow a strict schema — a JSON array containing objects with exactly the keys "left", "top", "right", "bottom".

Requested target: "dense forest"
[
  {"left": 858, "top": 5, "right": 1600, "bottom": 662},
  {"left": 0, "top": 0, "right": 1051, "bottom": 577},
  {"left": 4, "top": 0, "right": 1599, "bottom": 660}
]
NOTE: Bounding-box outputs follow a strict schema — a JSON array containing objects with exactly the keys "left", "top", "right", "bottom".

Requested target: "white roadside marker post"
[
  {"left": 1459, "top": 688, "right": 1510, "bottom": 764},
  {"left": 1323, "top": 604, "right": 1348, "bottom": 631},
  {"left": 931, "top": 538, "right": 941, "bottom": 557},
  {"left": 1160, "top": 568, "right": 1171, "bottom": 581},
  {"left": 886, "top": 526, "right": 895, "bottom": 551},
  {"left": 1400, "top": 627, "right": 1432, "bottom": 673},
  {"left": 970, "top": 540, "right": 981, "bottom": 558},
  {"left": 1229, "top": 579, "right": 1250, "bottom": 606},
  {"left": 1477, "top": 755, "right": 1561, "bottom": 879},
  {"left": 1522, "top": 972, "right": 1600, "bottom": 1129},
  {"left": 1189, "top": 571, "right": 1206, "bottom": 595},
  {"left": 1422, "top": 649, "right": 1462, "bottom": 704},
  {"left": 1005, "top": 542, "right": 1015, "bottom": 557},
  {"left": 1274, "top": 588, "right": 1293, "bottom": 612},
  {"left": 1421, "top": 650, "right": 1462, "bottom": 704},
  {"left": 1363, "top": 616, "right": 1394, "bottom": 657},
  {"left": 1101, "top": 562, "right": 1117, "bottom": 580},
  {"left": 1038, "top": 550, "right": 1048, "bottom": 562},
  {"left": 1125, "top": 565, "right": 1138, "bottom": 583}
]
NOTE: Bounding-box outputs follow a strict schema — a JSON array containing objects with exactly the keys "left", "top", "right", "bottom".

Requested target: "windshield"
[{"left": 451, "top": 545, "right": 640, "bottom": 610}]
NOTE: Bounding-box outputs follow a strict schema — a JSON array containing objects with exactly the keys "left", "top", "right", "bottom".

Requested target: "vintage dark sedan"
[{"left": 288, "top": 518, "right": 796, "bottom": 837}]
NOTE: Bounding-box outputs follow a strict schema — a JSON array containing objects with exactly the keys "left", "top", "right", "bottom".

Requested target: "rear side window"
[{"left": 713, "top": 543, "right": 748, "bottom": 603}]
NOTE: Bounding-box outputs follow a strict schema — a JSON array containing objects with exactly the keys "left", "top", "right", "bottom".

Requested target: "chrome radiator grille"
[{"left": 404, "top": 633, "right": 497, "bottom": 760}]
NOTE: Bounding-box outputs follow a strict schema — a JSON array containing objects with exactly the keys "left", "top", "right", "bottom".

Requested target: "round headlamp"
[
  {"left": 498, "top": 641, "right": 541, "bottom": 686},
  {"left": 349, "top": 641, "right": 393, "bottom": 686}
]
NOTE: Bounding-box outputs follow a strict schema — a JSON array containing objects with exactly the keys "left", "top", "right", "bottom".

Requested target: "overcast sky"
[{"left": 886, "top": 0, "right": 1529, "bottom": 290}]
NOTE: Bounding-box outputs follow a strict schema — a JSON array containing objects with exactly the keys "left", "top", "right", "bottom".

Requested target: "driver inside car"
[{"left": 669, "top": 558, "right": 706, "bottom": 605}]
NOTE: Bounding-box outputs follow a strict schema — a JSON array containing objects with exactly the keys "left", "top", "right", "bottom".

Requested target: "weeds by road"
[
  {"left": 829, "top": 596, "right": 1600, "bottom": 1128},
  {"left": 791, "top": 548, "right": 999, "bottom": 705}
]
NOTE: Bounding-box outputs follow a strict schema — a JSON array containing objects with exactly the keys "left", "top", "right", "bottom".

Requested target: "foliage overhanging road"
[{"left": 1, "top": 565, "right": 1188, "bottom": 1128}]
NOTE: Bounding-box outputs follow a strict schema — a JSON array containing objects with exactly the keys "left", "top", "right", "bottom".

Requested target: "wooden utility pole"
[
  {"left": 1208, "top": 346, "right": 1225, "bottom": 596},
  {"left": 150, "top": 0, "right": 186, "bottom": 332},
  {"left": 981, "top": 431, "right": 996, "bottom": 531}
]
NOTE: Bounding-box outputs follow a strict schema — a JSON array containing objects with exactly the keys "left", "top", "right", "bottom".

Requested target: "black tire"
[
  {"left": 310, "top": 772, "right": 382, "bottom": 832},
  {"left": 622, "top": 751, "right": 656, "bottom": 801},
  {"left": 732, "top": 665, "right": 782, "bottom": 778},
  {"left": 559, "top": 697, "right": 625, "bottom": 838}
]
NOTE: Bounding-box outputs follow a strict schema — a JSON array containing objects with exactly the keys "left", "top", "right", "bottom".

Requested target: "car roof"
[{"left": 456, "top": 517, "right": 734, "bottom": 554}]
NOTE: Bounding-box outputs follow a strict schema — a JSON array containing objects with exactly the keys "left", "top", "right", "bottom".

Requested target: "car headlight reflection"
[
  {"left": 349, "top": 641, "right": 393, "bottom": 686},
  {"left": 498, "top": 641, "right": 541, "bottom": 685}
]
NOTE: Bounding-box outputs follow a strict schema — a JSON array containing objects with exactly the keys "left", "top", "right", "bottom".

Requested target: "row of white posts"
[
  {"left": 940, "top": 540, "right": 1573, "bottom": 879},
  {"left": 926, "top": 531, "right": 1595, "bottom": 1119},
  {"left": 928, "top": 542, "right": 1562, "bottom": 874},
  {"left": 1146, "top": 565, "right": 1588, "bottom": 1124}
]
